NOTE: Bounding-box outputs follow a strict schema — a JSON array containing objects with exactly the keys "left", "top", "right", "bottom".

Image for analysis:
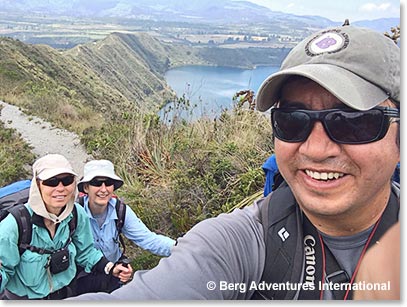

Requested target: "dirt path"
[{"left": 0, "top": 101, "right": 92, "bottom": 177}]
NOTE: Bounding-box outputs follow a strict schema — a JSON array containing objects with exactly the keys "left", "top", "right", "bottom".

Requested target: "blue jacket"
[{"left": 82, "top": 196, "right": 175, "bottom": 262}]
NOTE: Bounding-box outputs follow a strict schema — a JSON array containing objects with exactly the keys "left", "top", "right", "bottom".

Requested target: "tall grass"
[
  {"left": 82, "top": 98, "right": 274, "bottom": 268},
  {"left": 0, "top": 109, "right": 36, "bottom": 185},
  {"left": 85, "top": 98, "right": 274, "bottom": 237}
]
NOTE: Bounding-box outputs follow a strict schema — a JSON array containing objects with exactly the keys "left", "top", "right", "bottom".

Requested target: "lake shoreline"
[{"left": 162, "top": 65, "right": 279, "bottom": 120}]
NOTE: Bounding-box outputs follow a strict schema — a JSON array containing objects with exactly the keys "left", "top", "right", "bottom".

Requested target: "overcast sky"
[{"left": 242, "top": 0, "right": 400, "bottom": 22}]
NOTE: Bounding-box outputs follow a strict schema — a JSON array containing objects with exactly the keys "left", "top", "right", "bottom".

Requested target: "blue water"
[{"left": 163, "top": 65, "right": 279, "bottom": 120}]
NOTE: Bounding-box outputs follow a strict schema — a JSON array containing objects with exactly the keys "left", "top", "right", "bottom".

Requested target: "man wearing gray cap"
[{"left": 70, "top": 25, "right": 399, "bottom": 300}]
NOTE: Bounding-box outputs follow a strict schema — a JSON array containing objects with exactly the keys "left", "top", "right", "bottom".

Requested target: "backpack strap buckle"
[{"left": 325, "top": 270, "right": 349, "bottom": 284}]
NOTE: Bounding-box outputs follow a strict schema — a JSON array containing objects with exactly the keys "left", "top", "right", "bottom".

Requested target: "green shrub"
[{"left": 0, "top": 120, "right": 35, "bottom": 186}]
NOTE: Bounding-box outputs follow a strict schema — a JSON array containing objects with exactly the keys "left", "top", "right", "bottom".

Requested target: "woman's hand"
[{"left": 112, "top": 263, "right": 134, "bottom": 283}]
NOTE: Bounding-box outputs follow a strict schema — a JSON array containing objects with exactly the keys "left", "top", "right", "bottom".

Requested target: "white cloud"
[
  {"left": 286, "top": 3, "right": 295, "bottom": 9},
  {"left": 360, "top": 2, "right": 392, "bottom": 12}
]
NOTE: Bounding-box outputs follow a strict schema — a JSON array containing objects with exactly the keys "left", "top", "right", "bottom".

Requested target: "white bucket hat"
[{"left": 78, "top": 159, "right": 124, "bottom": 192}]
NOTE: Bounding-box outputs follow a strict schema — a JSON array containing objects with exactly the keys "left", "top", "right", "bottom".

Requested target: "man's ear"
[{"left": 83, "top": 184, "right": 89, "bottom": 194}]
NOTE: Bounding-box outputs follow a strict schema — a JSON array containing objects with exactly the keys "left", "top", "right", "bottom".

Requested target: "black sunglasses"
[
  {"left": 270, "top": 106, "right": 399, "bottom": 144},
  {"left": 41, "top": 175, "right": 75, "bottom": 187},
  {"left": 88, "top": 178, "right": 115, "bottom": 187}
]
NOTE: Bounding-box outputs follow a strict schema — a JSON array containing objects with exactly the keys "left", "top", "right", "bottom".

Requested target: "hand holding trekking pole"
[{"left": 114, "top": 258, "right": 133, "bottom": 285}]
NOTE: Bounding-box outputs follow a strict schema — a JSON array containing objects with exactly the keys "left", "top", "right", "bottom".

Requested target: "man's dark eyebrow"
[
  {"left": 278, "top": 100, "right": 349, "bottom": 110},
  {"left": 278, "top": 100, "right": 308, "bottom": 109}
]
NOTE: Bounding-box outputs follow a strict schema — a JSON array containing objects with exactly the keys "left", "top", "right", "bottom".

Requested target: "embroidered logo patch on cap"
[{"left": 305, "top": 29, "right": 349, "bottom": 56}]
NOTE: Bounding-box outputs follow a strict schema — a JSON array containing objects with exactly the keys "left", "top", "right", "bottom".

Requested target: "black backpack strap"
[
  {"left": 8, "top": 204, "right": 32, "bottom": 256},
  {"left": 6, "top": 206, "right": 52, "bottom": 255},
  {"left": 0, "top": 209, "right": 8, "bottom": 222},
  {"left": 115, "top": 199, "right": 127, "bottom": 256},
  {"left": 77, "top": 195, "right": 85, "bottom": 207},
  {"left": 323, "top": 247, "right": 349, "bottom": 299},
  {"left": 65, "top": 205, "right": 78, "bottom": 248},
  {"left": 70, "top": 204, "right": 78, "bottom": 233},
  {"left": 253, "top": 183, "right": 304, "bottom": 300},
  {"left": 271, "top": 171, "right": 285, "bottom": 192},
  {"left": 368, "top": 187, "right": 399, "bottom": 244},
  {"left": 25, "top": 206, "right": 79, "bottom": 255},
  {"left": 115, "top": 198, "right": 126, "bottom": 233}
]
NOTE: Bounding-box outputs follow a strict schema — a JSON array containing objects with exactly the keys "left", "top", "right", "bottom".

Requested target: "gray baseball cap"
[{"left": 256, "top": 26, "right": 400, "bottom": 111}]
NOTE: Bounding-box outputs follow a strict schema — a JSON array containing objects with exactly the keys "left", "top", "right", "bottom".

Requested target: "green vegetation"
[
  {"left": 91, "top": 102, "right": 273, "bottom": 234},
  {"left": 0, "top": 33, "right": 275, "bottom": 269},
  {"left": 84, "top": 100, "right": 273, "bottom": 268},
  {"left": 0, "top": 108, "right": 35, "bottom": 186}
]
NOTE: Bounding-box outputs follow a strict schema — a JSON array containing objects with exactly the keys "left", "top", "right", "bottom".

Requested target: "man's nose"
[{"left": 298, "top": 121, "right": 342, "bottom": 160}]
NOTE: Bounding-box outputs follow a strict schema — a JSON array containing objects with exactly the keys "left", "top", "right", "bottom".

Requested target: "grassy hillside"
[
  {"left": 66, "top": 32, "right": 174, "bottom": 113},
  {"left": 0, "top": 37, "right": 131, "bottom": 133},
  {"left": 0, "top": 33, "right": 276, "bottom": 269},
  {"left": 196, "top": 46, "right": 289, "bottom": 68}
]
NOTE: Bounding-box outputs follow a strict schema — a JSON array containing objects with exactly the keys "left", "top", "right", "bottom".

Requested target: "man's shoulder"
[
  {"left": 214, "top": 200, "right": 263, "bottom": 227},
  {"left": 188, "top": 200, "right": 265, "bottom": 248}
]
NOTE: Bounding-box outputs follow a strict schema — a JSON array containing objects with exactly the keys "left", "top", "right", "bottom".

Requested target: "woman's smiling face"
[{"left": 39, "top": 173, "right": 76, "bottom": 215}]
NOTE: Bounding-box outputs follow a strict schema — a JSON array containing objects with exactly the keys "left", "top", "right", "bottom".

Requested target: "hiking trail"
[{"left": 0, "top": 101, "right": 92, "bottom": 177}]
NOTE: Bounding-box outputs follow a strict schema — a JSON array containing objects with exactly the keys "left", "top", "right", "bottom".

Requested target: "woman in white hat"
[
  {"left": 0, "top": 154, "right": 131, "bottom": 299},
  {"left": 75, "top": 159, "right": 175, "bottom": 294}
]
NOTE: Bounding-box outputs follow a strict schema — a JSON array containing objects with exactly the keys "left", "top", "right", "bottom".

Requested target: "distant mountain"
[
  {"left": 353, "top": 18, "right": 400, "bottom": 34},
  {"left": 0, "top": 0, "right": 335, "bottom": 27},
  {"left": 0, "top": 0, "right": 399, "bottom": 34}
]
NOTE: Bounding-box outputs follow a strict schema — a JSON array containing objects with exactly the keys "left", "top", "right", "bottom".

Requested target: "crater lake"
[{"left": 163, "top": 65, "right": 279, "bottom": 120}]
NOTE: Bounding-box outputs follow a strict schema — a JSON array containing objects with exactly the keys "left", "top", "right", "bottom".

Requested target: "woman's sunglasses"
[
  {"left": 270, "top": 106, "right": 399, "bottom": 145},
  {"left": 88, "top": 178, "right": 115, "bottom": 187},
  {"left": 41, "top": 175, "right": 75, "bottom": 187}
]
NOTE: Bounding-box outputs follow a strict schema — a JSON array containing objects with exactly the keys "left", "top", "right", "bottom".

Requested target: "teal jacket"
[{"left": 0, "top": 203, "right": 104, "bottom": 299}]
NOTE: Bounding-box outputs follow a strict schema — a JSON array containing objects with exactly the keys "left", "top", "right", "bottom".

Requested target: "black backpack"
[
  {"left": 77, "top": 195, "right": 127, "bottom": 255},
  {"left": 252, "top": 178, "right": 399, "bottom": 300}
]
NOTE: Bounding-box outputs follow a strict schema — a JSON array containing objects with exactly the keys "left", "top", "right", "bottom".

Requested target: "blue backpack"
[{"left": 0, "top": 179, "right": 31, "bottom": 211}]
